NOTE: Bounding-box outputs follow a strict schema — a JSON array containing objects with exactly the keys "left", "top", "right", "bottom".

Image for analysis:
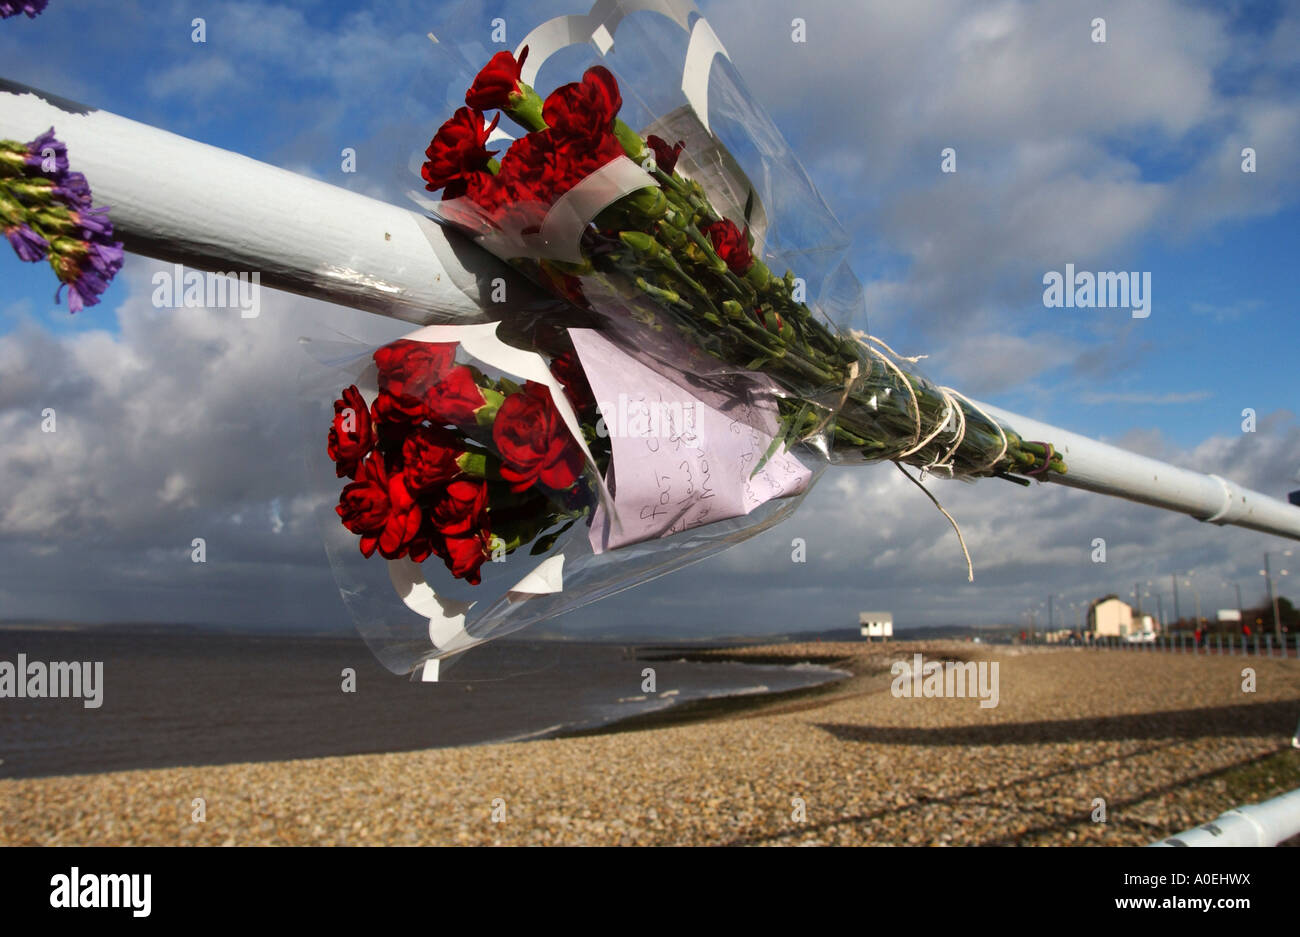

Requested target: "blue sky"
[{"left": 1, "top": 0, "right": 1298, "bottom": 642}]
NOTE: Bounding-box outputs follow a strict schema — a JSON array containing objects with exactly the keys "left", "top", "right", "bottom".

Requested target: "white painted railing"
[
  {"left": 1151, "top": 786, "right": 1300, "bottom": 846},
  {"left": 4, "top": 79, "right": 1300, "bottom": 542}
]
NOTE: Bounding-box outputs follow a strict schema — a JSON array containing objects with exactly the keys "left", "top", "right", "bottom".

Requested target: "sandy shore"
[{"left": 3, "top": 641, "right": 1299, "bottom": 845}]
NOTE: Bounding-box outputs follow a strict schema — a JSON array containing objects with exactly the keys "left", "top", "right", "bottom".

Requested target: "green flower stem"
[
  {"left": 7, "top": 177, "right": 53, "bottom": 204},
  {"left": 497, "top": 112, "right": 1067, "bottom": 480},
  {"left": 504, "top": 86, "right": 547, "bottom": 134},
  {"left": 613, "top": 118, "right": 648, "bottom": 161}
]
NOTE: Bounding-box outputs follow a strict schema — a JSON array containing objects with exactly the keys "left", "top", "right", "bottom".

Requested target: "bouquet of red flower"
[
  {"left": 316, "top": 2, "right": 1067, "bottom": 678},
  {"left": 418, "top": 49, "right": 1065, "bottom": 484},
  {"left": 327, "top": 336, "right": 608, "bottom": 586}
]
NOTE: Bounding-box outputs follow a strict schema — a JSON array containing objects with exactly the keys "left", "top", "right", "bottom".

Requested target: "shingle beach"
[{"left": 4, "top": 641, "right": 1298, "bottom": 845}]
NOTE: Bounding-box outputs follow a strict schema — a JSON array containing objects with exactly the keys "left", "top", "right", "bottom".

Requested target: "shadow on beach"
[{"left": 816, "top": 698, "right": 1300, "bottom": 747}]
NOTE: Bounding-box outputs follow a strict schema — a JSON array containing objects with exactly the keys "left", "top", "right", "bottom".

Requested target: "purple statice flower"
[
  {"left": 53, "top": 214, "right": 124, "bottom": 311},
  {"left": 58, "top": 265, "right": 111, "bottom": 312},
  {"left": 82, "top": 231, "right": 124, "bottom": 277},
  {"left": 53, "top": 171, "right": 93, "bottom": 212},
  {"left": 71, "top": 204, "right": 112, "bottom": 237},
  {"left": 1, "top": 126, "right": 124, "bottom": 312},
  {"left": 23, "top": 126, "right": 68, "bottom": 176},
  {"left": 5, "top": 222, "right": 47, "bottom": 261},
  {"left": 0, "top": 1, "right": 50, "bottom": 20}
]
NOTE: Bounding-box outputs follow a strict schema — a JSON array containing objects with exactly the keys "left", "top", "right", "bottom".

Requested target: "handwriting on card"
[{"left": 568, "top": 329, "right": 811, "bottom": 553}]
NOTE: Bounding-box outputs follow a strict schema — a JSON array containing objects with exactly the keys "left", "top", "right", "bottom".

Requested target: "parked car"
[{"left": 1124, "top": 629, "right": 1157, "bottom": 644}]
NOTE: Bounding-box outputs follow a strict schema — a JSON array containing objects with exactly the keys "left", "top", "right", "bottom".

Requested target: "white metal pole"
[
  {"left": 6, "top": 81, "right": 1300, "bottom": 543},
  {"left": 1150, "top": 786, "right": 1300, "bottom": 846},
  {"left": 0, "top": 79, "right": 506, "bottom": 325},
  {"left": 974, "top": 401, "right": 1300, "bottom": 542}
]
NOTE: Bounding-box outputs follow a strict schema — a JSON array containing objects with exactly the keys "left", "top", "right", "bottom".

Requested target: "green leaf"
[{"left": 455, "top": 451, "right": 487, "bottom": 477}]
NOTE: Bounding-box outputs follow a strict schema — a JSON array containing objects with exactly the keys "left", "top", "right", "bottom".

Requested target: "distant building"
[
  {"left": 860, "top": 611, "right": 893, "bottom": 641},
  {"left": 1088, "top": 596, "right": 1134, "bottom": 637}
]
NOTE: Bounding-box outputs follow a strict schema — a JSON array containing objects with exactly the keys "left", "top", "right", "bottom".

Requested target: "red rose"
[
  {"left": 542, "top": 66, "right": 622, "bottom": 141},
  {"left": 435, "top": 529, "right": 493, "bottom": 585},
  {"left": 421, "top": 107, "right": 498, "bottom": 197},
  {"left": 336, "top": 457, "right": 424, "bottom": 559},
  {"left": 703, "top": 218, "right": 753, "bottom": 274},
  {"left": 492, "top": 381, "right": 584, "bottom": 492},
  {"left": 373, "top": 340, "right": 458, "bottom": 423},
  {"left": 465, "top": 46, "right": 529, "bottom": 111},
  {"left": 401, "top": 425, "right": 463, "bottom": 492},
  {"left": 430, "top": 478, "right": 489, "bottom": 536},
  {"left": 646, "top": 134, "right": 684, "bottom": 175},
  {"left": 327, "top": 385, "right": 375, "bottom": 479},
  {"left": 424, "top": 365, "right": 487, "bottom": 425}
]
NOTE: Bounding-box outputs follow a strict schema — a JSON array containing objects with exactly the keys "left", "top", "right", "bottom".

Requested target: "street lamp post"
[
  {"left": 1262, "top": 550, "right": 1292, "bottom": 642},
  {"left": 1183, "top": 577, "right": 1202, "bottom": 632}
]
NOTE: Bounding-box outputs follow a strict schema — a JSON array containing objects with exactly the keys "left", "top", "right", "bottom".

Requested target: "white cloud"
[
  {"left": 3, "top": 0, "right": 1298, "bottom": 637},
  {"left": 699, "top": 0, "right": 1300, "bottom": 349}
]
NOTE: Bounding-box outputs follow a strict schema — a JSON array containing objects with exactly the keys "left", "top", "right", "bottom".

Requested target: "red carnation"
[
  {"left": 492, "top": 381, "right": 584, "bottom": 492},
  {"left": 541, "top": 66, "right": 622, "bottom": 141},
  {"left": 424, "top": 365, "right": 487, "bottom": 425},
  {"left": 549, "top": 351, "right": 597, "bottom": 419},
  {"left": 703, "top": 218, "right": 753, "bottom": 274},
  {"left": 466, "top": 46, "right": 529, "bottom": 111},
  {"left": 490, "top": 129, "right": 559, "bottom": 206},
  {"left": 373, "top": 340, "right": 458, "bottom": 423},
  {"left": 553, "top": 132, "right": 625, "bottom": 187},
  {"left": 421, "top": 107, "right": 498, "bottom": 198},
  {"left": 327, "top": 385, "right": 375, "bottom": 479},
  {"left": 497, "top": 128, "right": 623, "bottom": 207},
  {"left": 539, "top": 262, "right": 588, "bottom": 307},
  {"left": 336, "top": 457, "right": 424, "bottom": 560},
  {"left": 430, "top": 478, "right": 489, "bottom": 536},
  {"left": 753, "top": 307, "right": 785, "bottom": 334},
  {"left": 434, "top": 529, "right": 493, "bottom": 585},
  {"left": 401, "top": 425, "right": 463, "bottom": 492},
  {"left": 488, "top": 107, "right": 624, "bottom": 211},
  {"left": 646, "top": 134, "right": 684, "bottom": 174}
]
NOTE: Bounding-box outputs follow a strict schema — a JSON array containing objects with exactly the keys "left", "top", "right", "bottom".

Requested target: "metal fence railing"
[{"left": 1081, "top": 632, "right": 1299, "bottom": 658}]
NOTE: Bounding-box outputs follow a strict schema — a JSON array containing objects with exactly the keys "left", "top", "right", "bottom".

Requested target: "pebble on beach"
[{"left": 3, "top": 641, "right": 1298, "bottom": 846}]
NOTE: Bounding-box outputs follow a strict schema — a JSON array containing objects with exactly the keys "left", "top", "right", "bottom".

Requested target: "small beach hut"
[{"left": 859, "top": 612, "right": 894, "bottom": 641}]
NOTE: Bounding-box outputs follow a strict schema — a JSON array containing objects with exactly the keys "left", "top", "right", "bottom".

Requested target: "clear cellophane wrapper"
[{"left": 307, "top": 0, "right": 1022, "bottom": 677}]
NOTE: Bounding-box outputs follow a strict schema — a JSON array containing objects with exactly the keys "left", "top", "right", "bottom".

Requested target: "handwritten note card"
[{"left": 569, "top": 329, "right": 812, "bottom": 554}]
